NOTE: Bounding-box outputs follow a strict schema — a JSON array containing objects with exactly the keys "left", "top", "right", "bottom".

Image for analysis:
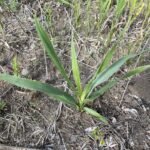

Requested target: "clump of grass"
[
  {"left": 97, "top": 0, "right": 112, "bottom": 31},
  {"left": 0, "top": 19, "right": 149, "bottom": 124}
]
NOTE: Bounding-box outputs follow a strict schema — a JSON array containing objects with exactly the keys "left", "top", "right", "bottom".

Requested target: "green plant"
[
  {"left": 0, "top": 0, "right": 4, "bottom": 5},
  {"left": 103, "top": 0, "right": 147, "bottom": 50},
  {"left": 57, "top": 0, "right": 72, "bottom": 7},
  {"left": 44, "top": 4, "right": 53, "bottom": 28},
  {"left": 73, "top": 0, "right": 81, "bottom": 27},
  {"left": 97, "top": 0, "right": 112, "bottom": 30},
  {"left": 85, "top": 0, "right": 92, "bottom": 33},
  {"left": 0, "top": 100, "right": 6, "bottom": 111},
  {"left": 104, "top": 0, "right": 127, "bottom": 47},
  {"left": 91, "top": 127, "right": 105, "bottom": 146},
  {"left": 0, "top": 19, "right": 149, "bottom": 124},
  {"left": 11, "top": 55, "right": 20, "bottom": 76},
  {"left": 9, "top": 0, "right": 18, "bottom": 12}
]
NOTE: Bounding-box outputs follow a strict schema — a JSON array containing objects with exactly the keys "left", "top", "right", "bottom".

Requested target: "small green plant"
[
  {"left": 57, "top": 0, "right": 72, "bottom": 7},
  {"left": 97, "top": 0, "right": 112, "bottom": 30},
  {"left": 0, "top": 19, "right": 149, "bottom": 124},
  {"left": 85, "top": 0, "right": 92, "bottom": 33},
  {"left": 0, "top": 0, "right": 4, "bottom": 5},
  {"left": 11, "top": 55, "right": 20, "bottom": 76},
  {"left": 9, "top": 0, "right": 18, "bottom": 12},
  {"left": 73, "top": 0, "right": 81, "bottom": 27},
  {"left": 91, "top": 127, "right": 105, "bottom": 146},
  {"left": 0, "top": 100, "right": 6, "bottom": 111},
  {"left": 44, "top": 4, "right": 53, "bottom": 27}
]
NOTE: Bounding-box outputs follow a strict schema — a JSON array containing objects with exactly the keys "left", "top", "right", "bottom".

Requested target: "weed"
[
  {"left": 97, "top": 0, "right": 112, "bottom": 31},
  {"left": 0, "top": 19, "right": 149, "bottom": 124},
  {"left": 85, "top": 0, "right": 91, "bottom": 33},
  {"left": 9, "top": 0, "right": 18, "bottom": 12},
  {"left": 0, "top": 100, "right": 6, "bottom": 111},
  {"left": 73, "top": 0, "right": 81, "bottom": 27},
  {"left": 0, "top": 0, "right": 5, "bottom": 5},
  {"left": 11, "top": 55, "right": 20, "bottom": 76},
  {"left": 91, "top": 127, "right": 105, "bottom": 146},
  {"left": 44, "top": 4, "right": 53, "bottom": 28},
  {"left": 58, "top": 0, "right": 72, "bottom": 7}
]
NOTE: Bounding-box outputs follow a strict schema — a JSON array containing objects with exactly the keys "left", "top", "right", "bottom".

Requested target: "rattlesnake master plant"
[{"left": 0, "top": 18, "right": 150, "bottom": 124}]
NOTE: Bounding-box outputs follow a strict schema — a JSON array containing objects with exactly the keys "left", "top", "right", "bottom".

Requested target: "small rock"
[
  {"left": 122, "top": 107, "right": 138, "bottom": 117},
  {"left": 70, "top": 135, "right": 77, "bottom": 143},
  {"left": 85, "top": 126, "right": 97, "bottom": 133},
  {"left": 111, "top": 117, "right": 117, "bottom": 124},
  {"left": 129, "top": 138, "right": 134, "bottom": 147},
  {"left": 21, "top": 68, "right": 29, "bottom": 76}
]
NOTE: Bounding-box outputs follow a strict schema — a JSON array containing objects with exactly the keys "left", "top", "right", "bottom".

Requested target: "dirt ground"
[{"left": 0, "top": 1, "right": 150, "bottom": 150}]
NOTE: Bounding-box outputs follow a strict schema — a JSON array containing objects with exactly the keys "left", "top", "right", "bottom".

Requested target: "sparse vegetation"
[
  {"left": 0, "top": 18, "right": 149, "bottom": 124},
  {"left": 0, "top": 100, "right": 6, "bottom": 111},
  {"left": 0, "top": 0, "right": 149, "bottom": 149}
]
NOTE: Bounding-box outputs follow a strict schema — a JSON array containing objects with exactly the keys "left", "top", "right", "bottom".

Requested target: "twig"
[{"left": 0, "top": 144, "right": 40, "bottom": 150}]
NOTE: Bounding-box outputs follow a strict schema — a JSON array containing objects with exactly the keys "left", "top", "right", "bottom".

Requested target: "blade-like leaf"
[
  {"left": 0, "top": 74, "right": 77, "bottom": 107},
  {"left": 81, "top": 46, "right": 116, "bottom": 103},
  {"left": 96, "top": 47, "right": 116, "bottom": 75},
  {"left": 115, "top": 0, "right": 126, "bottom": 18},
  {"left": 90, "top": 54, "right": 135, "bottom": 94},
  {"left": 58, "top": 0, "right": 72, "bottom": 7},
  {"left": 81, "top": 54, "right": 136, "bottom": 101},
  {"left": 81, "top": 54, "right": 135, "bottom": 104},
  {"left": 35, "top": 18, "right": 74, "bottom": 89},
  {"left": 87, "top": 79, "right": 118, "bottom": 102},
  {"left": 84, "top": 107, "right": 108, "bottom": 124},
  {"left": 123, "top": 65, "right": 150, "bottom": 78},
  {"left": 71, "top": 33, "right": 82, "bottom": 95}
]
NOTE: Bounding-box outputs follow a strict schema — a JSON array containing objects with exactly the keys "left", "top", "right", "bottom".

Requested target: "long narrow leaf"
[
  {"left": 58, "top": 0, "right": 72, "bottom": 7},
  {"left": 87, "top": 79, "right": 118, "bottom": 102},
  {"left": 90, "top": 55, "right": 135, "bottom": 90},
  {"left": 123, "top": 65, "right": 150, "bottom": 78},
  {"left": 81, "top": 54, "right": 135, "bottom": 104},
  {"left": 35, "top": 18, "right": 74, "bottom": 89},
  {"left": 0, "top": 74, "right": 77, "bottom": 107},
  {"left": 84, "top": 107, "right": 108, "bottom": 124},
  {"left": 87, "top": 54, "right": 136, "bottom": 97},
  {"left": 97, "top": 47, "right": 116, "bottom": 74},
  {"left": 115, "top": 0, "right": 126, "bottom": 18},
  {"left": 71, "top": 33, "right": 82, "bottom": 95},
  {"left": 81, "top": 46, "right": 116, "bottom": 103}
]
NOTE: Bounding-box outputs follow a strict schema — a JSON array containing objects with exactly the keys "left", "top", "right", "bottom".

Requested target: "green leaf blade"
[
  {"left": 0, "top": 74, "right": 77, "bottom": 107},
  {"left": 91, "top": 54, "right": 135, "bottom": 92},
  {"left": 71, "top": 35, "right": 82, "bottom": 95},
  {"left": 58, "top": 0, "right": 72, "bottom": 7},
  {"left": 84, "top": 107, "right": 108, "bottom": 124},
  {"left": 123, "top": 65, "right": 150, "bottom": 78},
  {"left": 81, "top": 54, "right": 135, "bottom": 104},
  {"left": 87, "top": 79, "right": 118, "bottom": 102},
  {"left": 35, "top": 18, "right": 74, "bottom": 89},
  {"left": 97, "top": 47, "right": 116, "bottom": 75},
  {"left": 82, "top": 54, "right": 136, "bottom": 100},
  {"left": 115, "top": 0, "right": 126, "bottom": 18}
]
